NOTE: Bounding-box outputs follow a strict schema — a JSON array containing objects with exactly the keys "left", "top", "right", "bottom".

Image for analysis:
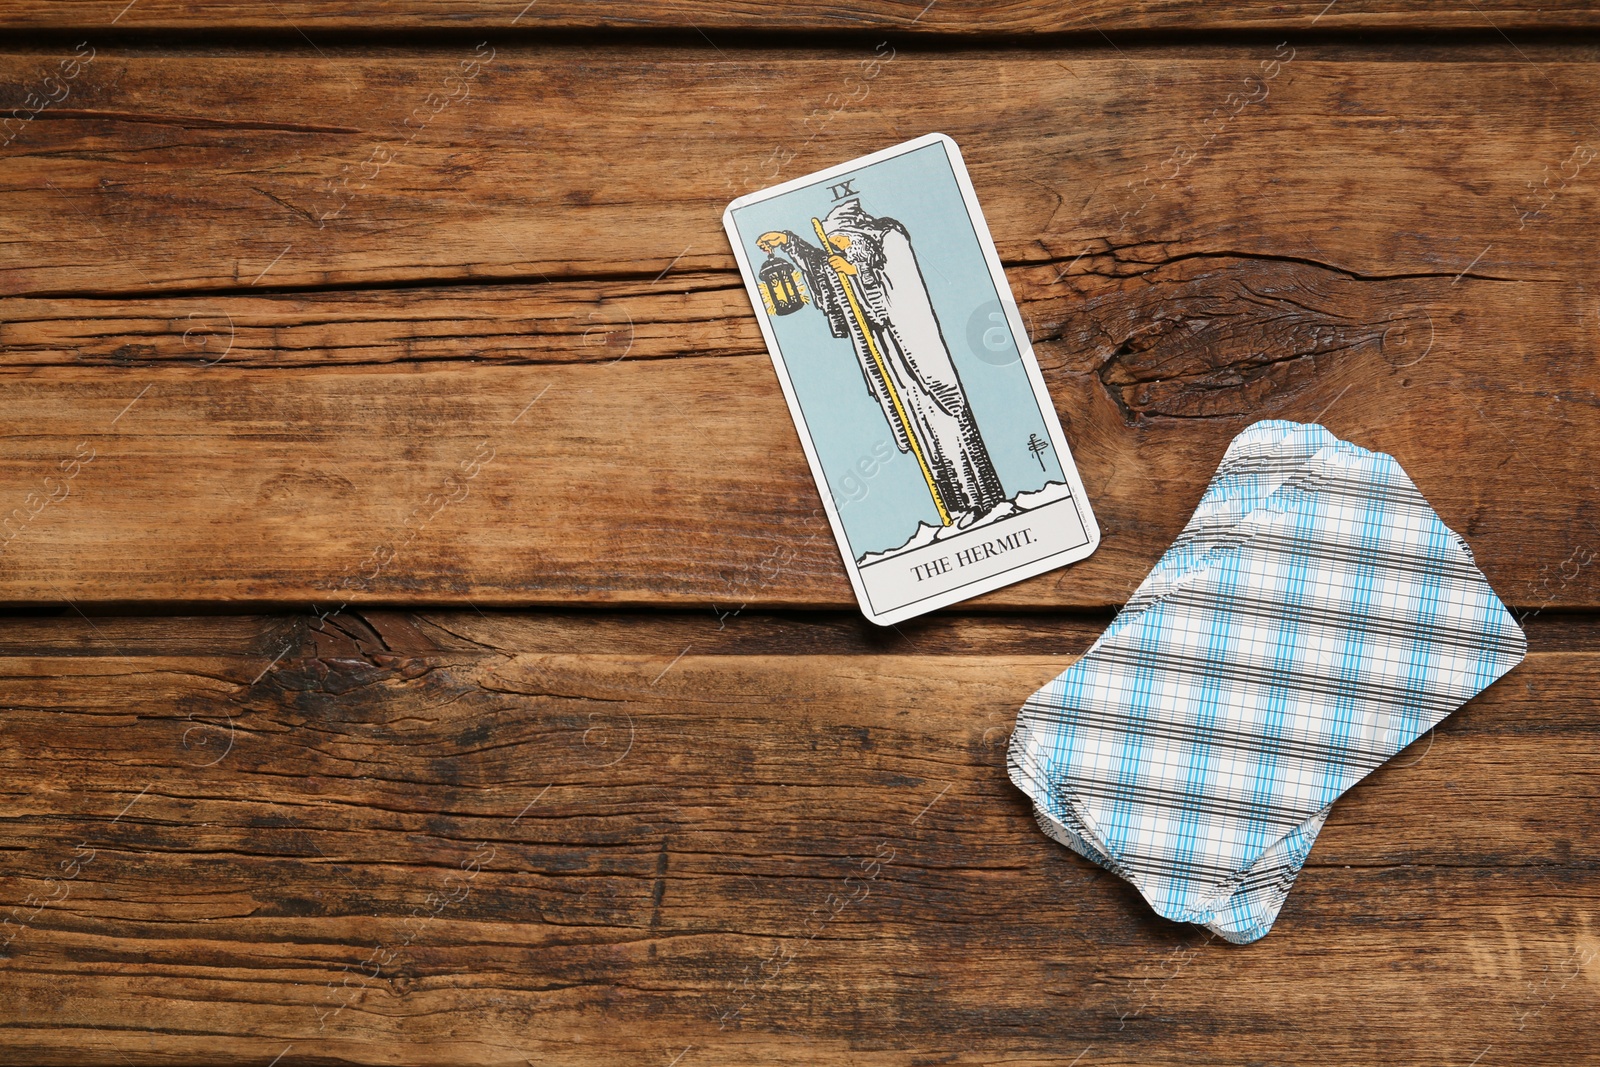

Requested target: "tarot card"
[{"left": 723, "top": 133, "right": 1100, "bottom": 625}]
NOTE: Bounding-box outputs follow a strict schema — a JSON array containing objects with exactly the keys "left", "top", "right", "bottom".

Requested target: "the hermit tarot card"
[{"left": 723, "top": 133, "right": 1100, "bottom": 625}]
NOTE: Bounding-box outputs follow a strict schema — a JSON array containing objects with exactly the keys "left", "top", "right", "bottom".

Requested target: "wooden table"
[{"left": 2, "top": 4, "right": 1597, "bottom": 1064}]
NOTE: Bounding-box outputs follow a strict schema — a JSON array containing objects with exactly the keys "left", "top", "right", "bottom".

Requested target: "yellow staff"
[{"left": 808, "top": 217, "right": 952, "bottom": 527}]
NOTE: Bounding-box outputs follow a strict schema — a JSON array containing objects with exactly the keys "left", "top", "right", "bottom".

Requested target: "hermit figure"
[{"left": 757, "top": 198, "right": 1007, "bottom": 527}]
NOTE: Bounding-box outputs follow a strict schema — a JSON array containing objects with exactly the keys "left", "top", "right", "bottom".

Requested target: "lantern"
[{"left": 757, "top": 252, "right": 809, "bottom": 316}]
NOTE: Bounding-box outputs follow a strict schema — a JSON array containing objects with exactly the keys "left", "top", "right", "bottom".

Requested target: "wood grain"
[
  {"left": 3, "top": 11, "right": 1597, "bottom": 1067},
  {"left": 4, "top": 0, "right": 1600, "bottom": 34},
  {"left": 3, "top": 46, "right": 1599, "bottom": 609},
  {"left": 0, "top": 611, "right": 1593, "bottom": 1065},
  {"left": 1, "top": 263, "right": 1596, "bottom": 610},
  {"left": 5, "top": 47, "right": 1600, "bottom": 294}
]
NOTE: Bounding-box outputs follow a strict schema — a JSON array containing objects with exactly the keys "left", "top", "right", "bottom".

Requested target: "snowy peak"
[{"left": 856, "top": 481, "right": 1073, "bottom": 566}]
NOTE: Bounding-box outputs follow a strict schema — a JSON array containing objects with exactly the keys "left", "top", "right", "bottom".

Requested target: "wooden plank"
[
  {"left": 0, "top": 613, "right": 1593, "bottom": 1064},
  {"left": 1, "top": 266, "right": 1596, "bottom": 611},
  {"left": 3, "top": 48, "right": 1598, "bottom": 610},
  {"left": 4, "top": 47, "right": 1600, "bottom": 293},
  {"left": 4, "top": 0, "right": 1600, "bottom": 34}
]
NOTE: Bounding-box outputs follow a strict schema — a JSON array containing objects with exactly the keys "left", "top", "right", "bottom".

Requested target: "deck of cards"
[
  {"left": 724, "top": 134, "right": 1099, "bottom": 625},
  {"left": 723, "top": 138, "right": 1528, "bottom": 944},
  {"left": 1007, "top": 421, "right": 1526, "bottom": 941}
]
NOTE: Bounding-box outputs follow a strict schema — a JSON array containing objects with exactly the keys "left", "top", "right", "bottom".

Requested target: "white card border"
[{"left": 722, "top": 132, "right": 1101, "bottom": 625}]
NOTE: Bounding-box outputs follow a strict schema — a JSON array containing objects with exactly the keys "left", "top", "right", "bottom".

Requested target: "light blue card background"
[{"left": 730, "top": 141, "right": 1066, "bottom": 559}]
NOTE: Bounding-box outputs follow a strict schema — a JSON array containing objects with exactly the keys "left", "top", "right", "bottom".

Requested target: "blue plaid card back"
[{"left": 1011, "top": 423, "right": 1525, "bottom": 936}]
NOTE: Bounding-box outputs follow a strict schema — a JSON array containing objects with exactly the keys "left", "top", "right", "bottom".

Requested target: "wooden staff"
[{"left": 810, "top": 216, "right": 952, "bottom": 528}]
